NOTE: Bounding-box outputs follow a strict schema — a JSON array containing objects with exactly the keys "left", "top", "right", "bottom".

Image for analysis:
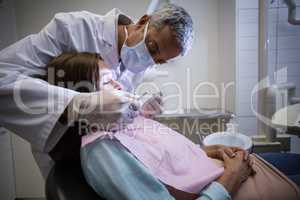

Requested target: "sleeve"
[
  {"left": 0, "top": 73, "right": 78, "bottom": 152},
  {"left": 198, "top": 182, "right": 232, "bottom": 200},
  {"left": 0, "top": 11, "right": 103, "bottom": 152}
]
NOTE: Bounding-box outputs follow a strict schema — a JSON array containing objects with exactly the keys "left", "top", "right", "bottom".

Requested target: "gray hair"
[{"left": 150, "top": 4, "right": 194, "bottom": 56}]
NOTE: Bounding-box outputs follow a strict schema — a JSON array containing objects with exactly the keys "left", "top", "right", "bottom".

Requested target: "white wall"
[
  {"left": 218, "top": 0, "right": 236, "bottom": 112},
  {"left": 0, "top": 0, "right": 17, "bottom": 199},
  {"left": 268, "top": 0, "right": 300, "bottom": 153},
  {"left": 0, "top": 130, "right": 16, "bottom": 200},
  {"left": 236, "top": 0, "right": 259, "bottom": 135},
  {"left": 236, "top": 0, "right": 300, "bottom": 153},
  {"left": 0, "top": 0, "right": 17, "bottom": 49}
]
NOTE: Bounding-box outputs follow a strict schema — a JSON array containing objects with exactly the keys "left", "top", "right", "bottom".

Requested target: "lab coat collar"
[{"left": 101, "top": 8, "right": 133, "bottom": 69}]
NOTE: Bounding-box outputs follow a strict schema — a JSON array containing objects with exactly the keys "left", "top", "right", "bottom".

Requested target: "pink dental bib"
[{"left": 82, "top": 116, "right": 224, "bottom": 194}]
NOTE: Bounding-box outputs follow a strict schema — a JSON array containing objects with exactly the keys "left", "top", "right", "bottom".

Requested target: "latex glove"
[
  {"left": 69, "top": 89, "right": 139, "bottom": 132},
  {"left": 140, "top": 93, "right": 163, "bottom": 118}
]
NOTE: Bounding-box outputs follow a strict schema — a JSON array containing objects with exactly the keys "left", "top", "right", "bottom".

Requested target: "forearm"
[
  {"left": 216, "top": 170, "right": 241, "bottom": 195},
  {"left": 198, "top": 182, "right": 231, "bottom": 200},
  {"left": 202, "top": 145, "right": 220, "bottom": 159}
]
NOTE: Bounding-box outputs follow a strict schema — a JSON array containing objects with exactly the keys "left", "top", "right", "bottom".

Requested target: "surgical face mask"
[{"left": 120, "top": 22, "right": 155, "bottom": 73}]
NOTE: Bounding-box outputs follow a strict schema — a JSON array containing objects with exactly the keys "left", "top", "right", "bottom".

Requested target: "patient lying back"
[{"left": 81, "top": 116, "right": 300, "bottom": 200}]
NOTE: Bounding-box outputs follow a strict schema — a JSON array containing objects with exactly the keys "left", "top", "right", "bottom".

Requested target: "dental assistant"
[{"left": 0, "top": 4, "right": 193, "bottom": 177}]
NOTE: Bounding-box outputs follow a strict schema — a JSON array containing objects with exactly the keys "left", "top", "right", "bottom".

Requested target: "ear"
[{"left": 136, "top": 15, "right": 151, "bottom": 26}]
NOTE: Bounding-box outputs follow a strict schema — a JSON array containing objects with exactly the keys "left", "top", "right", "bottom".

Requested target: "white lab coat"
[{"left": 0, "top": 8, "right": 146, "bottom": 177}]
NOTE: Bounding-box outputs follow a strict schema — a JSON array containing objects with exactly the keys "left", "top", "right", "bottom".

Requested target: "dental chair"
[
  {"left": 46, "top": 162, "right": 104, "bottom": 200},
  {"left": 45, "top": 121, "right": 104, "bottom": 200}
]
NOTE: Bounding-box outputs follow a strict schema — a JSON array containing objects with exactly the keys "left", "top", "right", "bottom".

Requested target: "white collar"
[{"left": 101, "top": 8, "right": 133, "bottom": 69}]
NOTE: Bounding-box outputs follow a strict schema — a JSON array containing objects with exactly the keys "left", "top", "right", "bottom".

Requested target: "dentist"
[{"left": 0, "top": 3, "right": 194, "bottom": 177}]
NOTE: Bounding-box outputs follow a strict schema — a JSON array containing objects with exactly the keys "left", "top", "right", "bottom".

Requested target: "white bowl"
[{"left": 203, "top": 132, "right": 253, "bottom": 151}]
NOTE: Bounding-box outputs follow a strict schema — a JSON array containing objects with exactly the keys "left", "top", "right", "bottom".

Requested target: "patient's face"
[
  {"left": 98, "top": 59, "right": 109, "bottom": 70},
  {"left": 97, "top": 59, "right": 123, "bottom": 90}
]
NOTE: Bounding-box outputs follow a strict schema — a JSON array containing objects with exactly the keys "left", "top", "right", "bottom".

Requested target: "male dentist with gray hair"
[{"left": 0, "top": 3, "right": 194, "bottom": 178}]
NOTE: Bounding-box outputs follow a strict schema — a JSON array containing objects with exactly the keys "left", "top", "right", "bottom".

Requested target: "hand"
[
  {"left": 217, "top": 151, "right": 253, "bottom": 195},
  {"left": 106, "top": 101, "right": 139, "bottom": 131},
  {"left": 98, "top": 62, "right": 123, "bottom": 90},
  {"left": 140, "top": 94, "right": 163, "bottom": 118},
  {"left": 70, "top": 89, "right": 139, "bottom": 132},
  {"left": 203, "top": 145, "right": 249, "bottom": 161}
]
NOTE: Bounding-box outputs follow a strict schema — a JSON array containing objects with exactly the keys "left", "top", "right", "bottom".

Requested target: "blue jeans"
[
  {"left": 80, "top": 139, "right": 231, "bottom": 200},
  {"left": 259, "top": 153, "right": 300, "bottom": 186}
]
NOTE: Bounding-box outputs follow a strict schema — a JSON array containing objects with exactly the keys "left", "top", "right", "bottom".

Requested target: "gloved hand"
[
  {"left": 140, "top": 93, "right": 163, "bottom": 118},
  {"left": 69, "top": 89, "right": 139, "bottom": 132}
]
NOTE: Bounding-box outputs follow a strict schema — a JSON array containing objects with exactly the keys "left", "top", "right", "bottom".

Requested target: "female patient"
[{"left": 47, "top": 52, "right": 300, "bottom": 200}]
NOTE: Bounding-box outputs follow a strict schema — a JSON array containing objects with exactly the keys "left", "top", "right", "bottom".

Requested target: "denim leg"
[{"left": 80, "top": 138, "right": 175, "bottom": 200}]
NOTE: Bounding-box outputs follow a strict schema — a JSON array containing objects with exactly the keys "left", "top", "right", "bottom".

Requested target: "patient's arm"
[{"left": 203, "top": 145, "right": 249, "bottom": 161}]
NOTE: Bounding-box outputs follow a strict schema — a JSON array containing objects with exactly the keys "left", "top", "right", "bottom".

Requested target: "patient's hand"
[
  {"left": 203, "top": 145, "right": 249, "bottom": 161},
  {"left": 217, "top": 151, "right": 253, "bottom": 195}
]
